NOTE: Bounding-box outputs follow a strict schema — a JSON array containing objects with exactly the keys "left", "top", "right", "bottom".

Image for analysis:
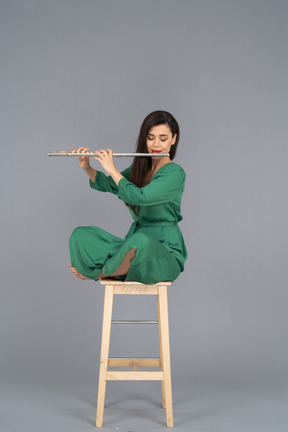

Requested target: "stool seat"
[{"left": 96, "top": 279, "right": 174, "bottom": 428}]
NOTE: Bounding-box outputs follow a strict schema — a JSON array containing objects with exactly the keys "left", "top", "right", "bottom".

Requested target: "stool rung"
[
  {"left": 108, "top": 357, "right": 161, "bottom": 367},
  {"left": 111, "top": 320, "right": 158, "bottom": 324},
  {"left": 106, "top": 371, "right": 163, "bottom": 381}
]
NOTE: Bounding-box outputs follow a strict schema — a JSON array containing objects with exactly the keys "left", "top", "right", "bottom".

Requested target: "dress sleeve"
[
  {"left": 90, "top": 166, "right": 132, "bottom": 194},
  {"left": 117, "top": 164, "right": 185, "bottom": 206}
]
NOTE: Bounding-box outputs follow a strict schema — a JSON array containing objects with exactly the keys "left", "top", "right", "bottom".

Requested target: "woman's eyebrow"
[{"left": 147, "top": 133, "right": 169, "bottom": 137}]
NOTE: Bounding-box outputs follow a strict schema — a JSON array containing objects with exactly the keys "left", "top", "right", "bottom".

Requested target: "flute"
[{"left": 48, "top": 151, "right": 169, "bottom": 157}]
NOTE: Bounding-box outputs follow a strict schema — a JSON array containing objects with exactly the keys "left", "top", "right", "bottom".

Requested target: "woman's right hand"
[{"left": 71, "top": 147, "right": 91, "bottom": 170}]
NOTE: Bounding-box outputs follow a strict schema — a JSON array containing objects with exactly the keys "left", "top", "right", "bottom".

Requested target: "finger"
[
  {"left": 93, "top": 153, "right": 102, "bottom": 163},
  {"left": 99, "top": 152, "right": 106, "bottom": 160},
  {"left": 78, "top": 148, "right": 90, "bottom": 159},
  {"left": 77, "top": 147, "right": 90, "bottom": 154}
]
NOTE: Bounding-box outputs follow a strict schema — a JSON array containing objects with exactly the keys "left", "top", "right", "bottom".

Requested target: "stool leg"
[
  {"left": 158, "top": 285, "right": 173, "bottom": 428},
  {"left": 96, "top": 285, "right": 114, "bottom": 427},
  {"left": 157, "top": 293, "right": 166, "bottom": 409}
]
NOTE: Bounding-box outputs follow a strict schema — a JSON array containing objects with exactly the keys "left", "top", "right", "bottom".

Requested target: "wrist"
[
  {"left": 83, "top": 165, "right": 96, "bottom": 183},
  {"left": 108, "top": 168, "right": 118, "bottom": 176},
  {"left": 109, "top": 169, "right": 123, "bottom": 186}
]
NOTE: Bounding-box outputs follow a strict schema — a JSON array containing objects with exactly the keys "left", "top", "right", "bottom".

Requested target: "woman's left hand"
[{"left": 94, "top": 149, "right": 116, "bottom": 176}]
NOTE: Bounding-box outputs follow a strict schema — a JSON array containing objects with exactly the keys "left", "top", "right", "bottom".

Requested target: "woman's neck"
[
  {"left": 145, "top": 157, "right": 172, "bottom": 185},
  {"left": 151, "top": 156, "right": 171, "bottom": 172}
]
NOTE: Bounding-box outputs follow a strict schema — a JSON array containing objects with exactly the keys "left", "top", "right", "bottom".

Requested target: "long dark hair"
[
  {"left": 130, "top": 110, "right": 180, "bottom": 188},
  {"left": 128, "top": 110, "right": 180, "bottom": 215}
]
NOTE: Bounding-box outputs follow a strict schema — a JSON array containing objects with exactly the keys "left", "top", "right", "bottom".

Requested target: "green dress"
[{"left": 69, "top": 162, "right": 187, "bottom": 284}]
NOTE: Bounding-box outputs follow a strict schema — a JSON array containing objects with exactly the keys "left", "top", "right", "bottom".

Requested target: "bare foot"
[{"left": 69, "top": 264, "right": 90, "bottom": 280}]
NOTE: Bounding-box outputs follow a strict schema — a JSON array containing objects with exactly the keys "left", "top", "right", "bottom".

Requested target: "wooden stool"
[{"left": 96, "top": 279, "right": 173, "bottom": 428}]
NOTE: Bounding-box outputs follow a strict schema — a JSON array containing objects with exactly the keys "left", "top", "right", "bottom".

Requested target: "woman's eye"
[
  {"left": 147, "top": 136, "right": 153, "bottom": 140},
  {"left": 160, "top": 139, "right": 167, "bottom": 142}
]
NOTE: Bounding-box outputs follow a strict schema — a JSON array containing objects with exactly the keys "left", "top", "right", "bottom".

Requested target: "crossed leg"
[{"left": 70, "top": 248, "right": 137, "bottom": 280}]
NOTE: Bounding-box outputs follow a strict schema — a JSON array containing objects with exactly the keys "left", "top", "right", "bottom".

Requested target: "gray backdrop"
[{"left": 1, "top": 0, "right": 287, "bottom": 430}]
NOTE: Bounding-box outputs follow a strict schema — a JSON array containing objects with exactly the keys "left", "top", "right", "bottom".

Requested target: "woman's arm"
[
  {"left": 83, "top": 165, "right": 97, "bottom": 183},
  {"left": 117, "top": 164, "right": 186, "bottom": 206},
  {"left": 90, "top": 165, "right": 132, "bottom": 194}
]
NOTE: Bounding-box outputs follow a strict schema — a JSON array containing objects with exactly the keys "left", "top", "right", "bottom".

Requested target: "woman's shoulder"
[{"left": 158, "top": 162, "right": 186, "bottom": 176}]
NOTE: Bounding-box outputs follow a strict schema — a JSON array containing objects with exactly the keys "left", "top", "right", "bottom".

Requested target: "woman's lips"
[{"left": 151, "top": 150, "right": 162, "bottom": 153}]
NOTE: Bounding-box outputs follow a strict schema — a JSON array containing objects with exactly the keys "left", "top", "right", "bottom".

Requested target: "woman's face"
[{"left": 146, "top": 124, "right": 177, "bottom": 156}]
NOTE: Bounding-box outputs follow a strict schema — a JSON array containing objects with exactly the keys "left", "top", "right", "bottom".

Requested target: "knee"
[{"left": 69, "top": 226, "right": 85, "bottom": 245}]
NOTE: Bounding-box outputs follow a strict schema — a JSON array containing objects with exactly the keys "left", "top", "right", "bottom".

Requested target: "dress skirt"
[{"left": 69, "top": 222, "right": 183, "bottom": 285}]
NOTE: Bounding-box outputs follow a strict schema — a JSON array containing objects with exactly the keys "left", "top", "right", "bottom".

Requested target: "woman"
[{"left": 69, "top": 110, "right": 187, "bottom": 285}]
